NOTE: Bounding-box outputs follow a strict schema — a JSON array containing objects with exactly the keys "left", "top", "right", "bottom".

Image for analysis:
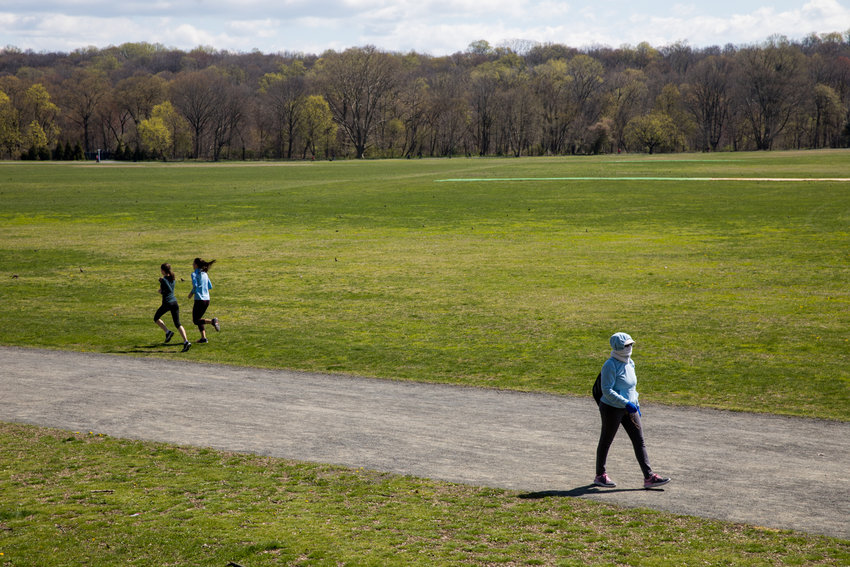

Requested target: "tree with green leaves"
[
  {"left": 298, "top": 94, "right": 337, "bottom": 159},
  {"left": 654, "top": 84, "right": 695, "bottom": 151},
  {"left": 138, "top": 116, "right": 171, "bottom": 159},
  {"left": 606, "top": 69, "right": 649, "bottom": 152},
  {"left": 21, "top": 84, "right": 59, "bottom": 151},
  {"left": 145, "top": 101, "right": 191, "bottom": 159},
  {"left": 624, "top": 112, "right": 681, "bottom": 153},
  {"left": 0, "top": 90, "right": 20, "bottom": 158},
  {"left": 811, "top": 83, "right": 843, "bottom": 148},
  {"left": 24, "top": 120, "right": 48, "bottom": 157}
]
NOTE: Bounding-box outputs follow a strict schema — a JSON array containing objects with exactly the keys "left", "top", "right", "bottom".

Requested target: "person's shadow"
[
  {"left": 519, "top": 484, "right": 654, "bottom": 499},
  {"left": 109, "top": 343, "right": 176, "bottom": 354}
]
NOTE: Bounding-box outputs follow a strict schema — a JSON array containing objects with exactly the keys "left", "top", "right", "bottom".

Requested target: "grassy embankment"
[{"left": 1, "top": 422, "right": 847, "bottom": 566}]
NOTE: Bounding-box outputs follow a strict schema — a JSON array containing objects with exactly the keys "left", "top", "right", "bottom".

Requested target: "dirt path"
[{"left": 1, "top": 346, "right": 847, "bottom": 540}]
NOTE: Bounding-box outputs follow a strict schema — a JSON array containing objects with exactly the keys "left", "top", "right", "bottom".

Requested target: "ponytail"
[
  {"left": 160, "top": 263, "right": 175, "bottom": 282},
  {"left": 193, "top": 257, "right": 216, "bottom": 273}
]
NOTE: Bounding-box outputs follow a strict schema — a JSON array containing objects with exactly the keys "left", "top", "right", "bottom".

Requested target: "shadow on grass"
[
  {"left": 519, "top": 484, "right": 651, "bottom": 499},
  {"left": 108, "top": 343, "right": 180, "bottom": 354}
]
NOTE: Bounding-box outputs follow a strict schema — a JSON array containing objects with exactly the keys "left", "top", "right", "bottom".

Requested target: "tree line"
[{"left": 1, "top": 32, "right": 849, "bottom": 161}]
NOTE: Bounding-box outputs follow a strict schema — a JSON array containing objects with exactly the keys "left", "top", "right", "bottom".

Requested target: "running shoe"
[
  {"left": 164, "top": 330, "right": 174, "bottom": 343},
  {"left": 644, "top": 473, "right": 671, "bottom": 489},
  {"left": 181, "top": 342, "right": 191, "bottom": 353},
  {"left": 593, "top": 474, "right": 616, "bottom": 488},
  {"left": 212, "top": 317, "right": 220, "bottom": 332},
  {"left": 198, "top": 338, "right": 208, "bottom": 344}
]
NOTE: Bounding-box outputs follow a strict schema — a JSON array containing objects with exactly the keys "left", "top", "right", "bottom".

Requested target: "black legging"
[
  {"left": 192, "top": 299, "right": 210, "bottom": 330},
  {"left": 596, "top": 402, "right": 653, "bottom": 479},
  {"left": 154, "top": 301, "right": 181, "bottom": 328}
]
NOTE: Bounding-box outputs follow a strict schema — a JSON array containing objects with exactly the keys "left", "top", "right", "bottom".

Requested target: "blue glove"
[{"left": 625, "top": 402, "right": 641, "bottom": 416}]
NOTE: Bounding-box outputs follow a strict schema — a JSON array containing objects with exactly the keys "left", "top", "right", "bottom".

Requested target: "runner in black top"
[{"left": 154, "top": 263, "right": 191, "bottom": 352}]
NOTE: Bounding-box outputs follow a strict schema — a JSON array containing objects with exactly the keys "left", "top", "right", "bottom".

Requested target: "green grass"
[
  {"left": 0, "top": 151, "right": 848, "bottom": 420},
  {"left": 1, "top": 422, "right": 847, "bottom": 566}
]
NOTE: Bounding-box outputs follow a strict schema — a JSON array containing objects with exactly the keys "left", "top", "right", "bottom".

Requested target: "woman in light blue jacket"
[
  {"left": 188, "top": 257, "right": 220, "bottom": 343},
  {"left": 594, "top": 332, "right": 670, "bottom": 489}
]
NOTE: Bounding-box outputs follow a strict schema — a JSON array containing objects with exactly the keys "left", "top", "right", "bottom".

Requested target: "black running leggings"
[
  {"left": 192, "top": 299, "right": 210, "bottom": 330},
  {"left": 154, "top": 301, "right": 181, "bottom": 328},
  {"left": 595, "top": 402, "right": 653, "bottom": 479}
]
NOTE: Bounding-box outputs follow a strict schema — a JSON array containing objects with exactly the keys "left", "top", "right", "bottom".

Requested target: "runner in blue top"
[
  {"left": 153, "top": 263, "right": 191, "bottom": 352},
  {"left": 594, "top": 332, "right": 670, "bottom": 489},
  {"left": 188, "top": 257, "right": 220, "bottom": 343}
]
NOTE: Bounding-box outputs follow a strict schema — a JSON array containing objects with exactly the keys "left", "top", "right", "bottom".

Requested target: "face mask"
[{"left": 612, "top": 344, "right": 633, "bottom": 362}]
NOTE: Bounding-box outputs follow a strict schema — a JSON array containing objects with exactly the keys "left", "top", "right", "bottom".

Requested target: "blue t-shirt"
[
  {"left": 599, "top": 357, "right": 639, "bottom": 408},
  {"left": 191, "top": 269, "right": 212, "bottom": 301}
]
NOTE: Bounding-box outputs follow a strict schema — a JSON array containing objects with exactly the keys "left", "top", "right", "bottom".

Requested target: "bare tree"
[
  {"left": 115, "top": 73, "right": 166, "bottom": 127},
  {"left": 61, "top": 69, "right": 110, "bottom": 154},
  {"left": 210, "top": 83, "right": 246, "bottom": 161},
  {"left": 259, "top": 61, "right": 307, "bottom": 159},
  {"left": 170, "top": 69, "right": 224, "bottom": 159},
  {"left": 532, "top": 59, "right": 569, "bottom": 155},
  {"left": 469, "top": 61, "right": 500, "bottom": 155},
  {"left": 397, "top": 75, "right": 429, "bottom": 158},
  {"left": 497, "top": 66, "right": 538, "bottom": 157},
  {"left": 564, "top": 54, "right": 605, "bottom": 153},
  {"left": 317, "top": 46, "right": 399, "bottom": 158},
  {"left": 605, "top": 68, "right": 649, "bottom": 151},
  {"left": 425, "top": 69, "right": 469, "bottom": 156},
  {"left": 734, "top": 38, "right": 808, "bottom": 150},
  {"left": 684, "top": 56, "right": 732, "bottom": 151}
]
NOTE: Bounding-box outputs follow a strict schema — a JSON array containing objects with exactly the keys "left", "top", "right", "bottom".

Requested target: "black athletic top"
[{"left": 159, "top": 277, "right": 176, "bottom": 304}]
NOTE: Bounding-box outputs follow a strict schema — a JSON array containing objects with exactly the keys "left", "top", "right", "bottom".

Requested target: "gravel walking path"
[{"left": 1, "top": 346, "right": 847, "bottom": 540}]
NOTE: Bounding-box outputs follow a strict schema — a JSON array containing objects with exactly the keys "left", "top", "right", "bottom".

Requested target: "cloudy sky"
[{"left": 1, "top": 0, "right": 849, "bottom": 55}]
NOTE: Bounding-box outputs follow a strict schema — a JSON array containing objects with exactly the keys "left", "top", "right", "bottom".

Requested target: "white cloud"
[
  {"left": 536, "top": 1, "right": 572, "bottom": 18},
  {"left": 227, "top": 19, "right": 281, "bottom": 39},
  {"left": 662, "top": 0, "right": 849, "bottom": 46},
  {"left": 1, "top": 1, "right": 849, "bottom": 54}
]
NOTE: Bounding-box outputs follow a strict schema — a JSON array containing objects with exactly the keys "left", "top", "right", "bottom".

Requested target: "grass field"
[
  {"left": 0, "top": 151, "right": 848, "bottom": 420},
  {"left": 2, "top": 153, "right": 849, "bottom": 564},
  {"left": 2, "top": 422, "right": 848, "bottom": 566}
]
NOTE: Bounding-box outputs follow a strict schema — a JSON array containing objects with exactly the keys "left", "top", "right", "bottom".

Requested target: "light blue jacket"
[
  {"left": 600, "top": 357, "right": 639, "bottom": 409},
  {"left": 191, "top": 269, "right": 212, "bottom": 301}
]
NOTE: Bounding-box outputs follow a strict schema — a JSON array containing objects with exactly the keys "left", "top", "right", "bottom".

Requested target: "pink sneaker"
[
  {"left": 644, "top": 473, "right": 671, "bottom": 489},
  {"left": 593, "top": 474, "right": 616, "bottom": 488}
]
